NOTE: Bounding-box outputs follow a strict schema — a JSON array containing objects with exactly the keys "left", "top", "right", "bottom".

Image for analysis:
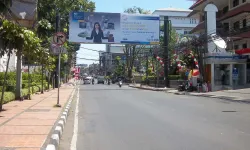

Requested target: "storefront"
[
  {"left": 235, "top": 48, "right": 250, "bottom": 85},
  {"left": 204, "top": 53, "right": 248, "bottom": 91}
]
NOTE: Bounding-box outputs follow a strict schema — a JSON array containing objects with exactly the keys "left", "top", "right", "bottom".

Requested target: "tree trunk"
[
  {"left": 0, "top": 49, "right": 11, "bottom": 111},
  {"left": 15, "top": 49, "right": 22, "bottom": 100}
]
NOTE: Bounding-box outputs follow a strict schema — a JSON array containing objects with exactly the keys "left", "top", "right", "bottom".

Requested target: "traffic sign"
[
  {"left": 53, "top": 32, "right": 66, "bottom": 46},
  {"left": 50, "top": 44, "right": 67, "bottom": 55}
]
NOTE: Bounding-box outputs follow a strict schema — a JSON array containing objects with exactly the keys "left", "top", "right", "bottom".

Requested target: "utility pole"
[
  {"left": 55, "top": 9, "right": 61, "bottom": 107},
  {"left": 163, "top": 16, "right": 170, "bottom": 88}
]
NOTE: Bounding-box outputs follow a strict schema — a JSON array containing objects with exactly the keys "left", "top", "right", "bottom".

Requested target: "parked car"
[
  {"left": 83, "top": 77, "right": 92, "bottom": 84},
  {"left": 97, "top": 76, "right": 105, "bottom": 84}
]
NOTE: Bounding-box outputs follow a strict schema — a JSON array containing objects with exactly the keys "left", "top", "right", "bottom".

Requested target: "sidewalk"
[
  {"left": 129, "top": 84, "right": 174, "bottom": 91},
  {"left": 0, "top": 83, "right": 75, "bottom": 149},
  {"left": 129, "top": 83, "right": 250, "bottom": 102},
  {"left": 167, "top": 88, "right": 250, "bottom": 102}
]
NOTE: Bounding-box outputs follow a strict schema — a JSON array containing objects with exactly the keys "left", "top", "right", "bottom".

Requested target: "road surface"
[{"left": 60, "top": 83, "right": 250, "bottom": 150}]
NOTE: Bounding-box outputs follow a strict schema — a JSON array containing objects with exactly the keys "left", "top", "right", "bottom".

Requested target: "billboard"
[{"left": 69, "top": 12, "right": 160, "bottom": 45}]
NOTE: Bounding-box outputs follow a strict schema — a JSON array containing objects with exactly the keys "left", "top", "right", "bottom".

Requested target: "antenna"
[{"left": 210, "top": 33, "right": 227, "bottom": 52}]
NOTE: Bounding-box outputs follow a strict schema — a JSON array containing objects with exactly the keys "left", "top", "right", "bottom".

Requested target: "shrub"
[
  {"left": 141, "top": 75, "right": 182, "bottom": 81},
  {"left": 21, "top": 88, "right": 29, "bottom": 97},
  {"left": 6, "top": 85, "right": 15, "bottom": 92},
  {"left": 3, "top": 92, "right": 15, "bottom": 104},
  {"left": 168, "top": 75, "right": 181, "bottom": 80}
]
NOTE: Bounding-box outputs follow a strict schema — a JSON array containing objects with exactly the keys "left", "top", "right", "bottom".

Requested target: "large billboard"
[{"left": 69, "top": 12, "right": 160, "bottom": 45}]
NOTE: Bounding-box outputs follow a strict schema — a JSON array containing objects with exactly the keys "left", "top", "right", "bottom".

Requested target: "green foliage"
[
  {"left": 124, "top": 6, "right": 151, "bottom": 14},
  {"left": 0, "top": 0, "right": 12, "bottom": 14},
  {"left": 2, "top": 92, "right": 15, "bottom": 104},
  {"left": 142, "top": 75, "right": 182, "bottom": 81},
  {"left": 0, "top": 19, "right": 26, "bottom": 56},
  {"left": 114, "top": 56, "right": 123, "bottom": 76}
]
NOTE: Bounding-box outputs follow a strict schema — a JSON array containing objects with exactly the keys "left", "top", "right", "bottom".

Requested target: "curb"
[
  {"left": 167, "top": 90, "right": 250, "bottom": 103},
  {"left": 45, "top": 87, "right": 76, "bottom": 150},
  {"left": 129, "top": 85, "right": 173, "bottom": 92}
]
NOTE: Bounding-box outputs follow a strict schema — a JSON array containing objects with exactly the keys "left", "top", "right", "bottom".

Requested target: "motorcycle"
[{"left": 118, "top": 81, "right": 122, "bottom": 87}]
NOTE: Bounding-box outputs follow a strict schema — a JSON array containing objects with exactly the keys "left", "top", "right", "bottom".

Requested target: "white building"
[{"left": 152, "top": 7, "right": 199, "bottom": 37}]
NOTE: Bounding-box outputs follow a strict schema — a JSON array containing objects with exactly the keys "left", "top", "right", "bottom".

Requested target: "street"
[{"left": 60, "top": 83, "right": 250, "bottom": 150}]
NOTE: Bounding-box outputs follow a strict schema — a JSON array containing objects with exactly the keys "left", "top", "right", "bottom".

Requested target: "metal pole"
[
  {"left": 41, "top": 63, "right": 44, "bottom": 94},
  {"left": 164, "top": 16, "right": 170, "bottom": 88},
  {"left": 57, "top": 48, "right": 61, "bottom": 106}
]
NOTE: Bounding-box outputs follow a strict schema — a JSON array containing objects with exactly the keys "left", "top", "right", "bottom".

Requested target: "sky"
[{"left": 76, "top": 0, "right": 195, "bottom": 66}]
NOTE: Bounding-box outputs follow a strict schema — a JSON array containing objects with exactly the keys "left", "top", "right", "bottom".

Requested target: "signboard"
[
  {"left": 53, "top": 32, "right": 66, "bottom": 46},
  {"left": 50, "top": 44, "right": 67, "bottom": 55},
  {"left": 232, "top": 68, "right": 238, "bottom": 80},
  {"left": 69, "top": 12, "right": 160, "bottom": 44}
]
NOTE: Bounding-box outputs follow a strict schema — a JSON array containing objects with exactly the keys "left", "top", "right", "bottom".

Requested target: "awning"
[{"left": 235, "top": 48, "right": 250, "bottom": 55}]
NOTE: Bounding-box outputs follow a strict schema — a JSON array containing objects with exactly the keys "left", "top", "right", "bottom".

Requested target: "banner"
[{"left": 69, "top": 12, "right": 160, "bottom": 45}]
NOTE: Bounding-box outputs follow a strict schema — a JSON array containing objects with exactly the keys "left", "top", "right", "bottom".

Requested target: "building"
[
  {"left": 0, "top": 0, "right": 37, "bottom": 72},
  {"left": 188, "top": 0, "right": 250, "bottom": 90},
  {"left": 152, "top": 7, "right": 199, "bottom": 38}
]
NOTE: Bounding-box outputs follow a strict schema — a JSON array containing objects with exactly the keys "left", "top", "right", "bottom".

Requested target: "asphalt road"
[{"left": 60, "top": 82, "right": 250, "bottom": 150}]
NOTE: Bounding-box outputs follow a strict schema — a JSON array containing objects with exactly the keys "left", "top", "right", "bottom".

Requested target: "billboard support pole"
[{"left": 164, "top": 16, "right": 170, "bottom": 88}]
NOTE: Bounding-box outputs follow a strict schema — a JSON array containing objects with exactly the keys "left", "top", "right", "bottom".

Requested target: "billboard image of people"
[
  {"left": 69, "top": 12, "right": 160, "bottom": 45},
  {"left": 69, "top": 12, "right": 121, "bottom": 44}
]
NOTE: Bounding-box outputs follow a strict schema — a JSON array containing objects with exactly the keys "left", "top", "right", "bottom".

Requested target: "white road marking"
[{"left": 70, "top": 87, "right": 80, "bottom": 150}]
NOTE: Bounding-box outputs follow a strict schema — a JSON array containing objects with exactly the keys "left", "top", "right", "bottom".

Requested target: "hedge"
[
  {"left": 142, "top": 75, "right": 182, "bottom": 81},
  {"left": 3, "top": 92, "right": 15, "bottom": 104}
]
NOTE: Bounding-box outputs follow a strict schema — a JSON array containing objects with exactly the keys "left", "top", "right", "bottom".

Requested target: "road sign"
[
  {"left": 53, "top": 32, "right": 66, "bottom": 46},
  {"left": 232, "top": 68, "right": 238, "bottom": 80},
  {"left": 51, "top": 44, "right": 67, "bottom": 55}
]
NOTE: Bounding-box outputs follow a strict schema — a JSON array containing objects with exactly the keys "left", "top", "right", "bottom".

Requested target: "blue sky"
[{"left": 76, "top": 0, "right": 194, "bottom": 65}]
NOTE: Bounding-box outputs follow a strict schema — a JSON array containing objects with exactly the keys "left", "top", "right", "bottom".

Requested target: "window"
[
  {"left": 243, "top": 19, "right": 247, "bottom": 27},
  {"left": 243, "top": 43, "right": 247, "bottom": 48},
  {"left": 243, "top": 0, "right": 246, "bottom": 3},
  {"left": 223, "top": 6, "right": 229, "bottom": 14},
  {"left": 233, "top": 21, "right": 240, "bottom": 30},
  {"left": 234, "top": 45, "right": 239, "bottom": 50},
  {"left": 184, "top": 31, "right": 190, "bottom": 34},
  {"left": 233, "top": 0, "right": 239, "bottom": 7},
  {"left": 223, "top": 23, "right": 229, "bottom": 31}
]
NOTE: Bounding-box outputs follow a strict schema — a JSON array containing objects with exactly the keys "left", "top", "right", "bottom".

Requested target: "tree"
[
  {"left": 123, "top": 7, "right": 150, "bottom": 79},
  {"left": 114, "top": 56, "right": 123, "bottom": 76},
  {"left": 37, "top": 0, "right": 95, "bottom": 85},
  {"left": 0, "top": 19, "right": 41, "bottom": 110}
]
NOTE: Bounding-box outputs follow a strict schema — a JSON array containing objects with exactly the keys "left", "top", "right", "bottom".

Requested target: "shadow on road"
[{"left": 79, "top": 88, "right": 136, "bottom": 91}]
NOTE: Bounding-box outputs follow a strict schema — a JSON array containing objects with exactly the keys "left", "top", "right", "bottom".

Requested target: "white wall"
[
  {"left": 0, "top": 51, "right": 17, "bottom": 72},
  {"left": 153, "top": 9, "right": 199, "bottom": 36}
]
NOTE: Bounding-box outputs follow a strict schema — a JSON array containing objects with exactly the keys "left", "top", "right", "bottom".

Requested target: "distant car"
[
  {"left": 83, "top": 77, "right": 92, "bottom": 84},
  {"left": 97, "top": 76, "right": 105, "bottom": 84}
]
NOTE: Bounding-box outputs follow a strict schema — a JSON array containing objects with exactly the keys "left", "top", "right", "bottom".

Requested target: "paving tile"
[
  {"left": 6, "top": 119, "right": 56, "bottom": 126},
  {"left": 15, "top": 148, "right": 40, "bottom": 150},
  {"left": 0, "top": 113, "right": 16, "bottom": 119},
  {"left": 0, "top": 118, "right": 8, "bottom": 124},
  {"left": 0, "top": 135, "right": 47, "bottom": 147},
  {"left": 0, "top": 125, "right": 52, "bottom": 134},
  {"left": 16, "top": 113, "right": 59, "bottom": 120}
]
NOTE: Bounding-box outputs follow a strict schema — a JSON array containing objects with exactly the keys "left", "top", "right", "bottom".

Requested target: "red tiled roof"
[
  {"left": 219, "top": 3, "right": 250, "bottom": 21},
  {"left": 189, "top": 0, "right": 205, "bottom": 10},
  {"left": 190, "top": 21, "right": 204, "bottom": 33},
  {"left": 187, "top": 10, "right": 199, "bottom": 17}
]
